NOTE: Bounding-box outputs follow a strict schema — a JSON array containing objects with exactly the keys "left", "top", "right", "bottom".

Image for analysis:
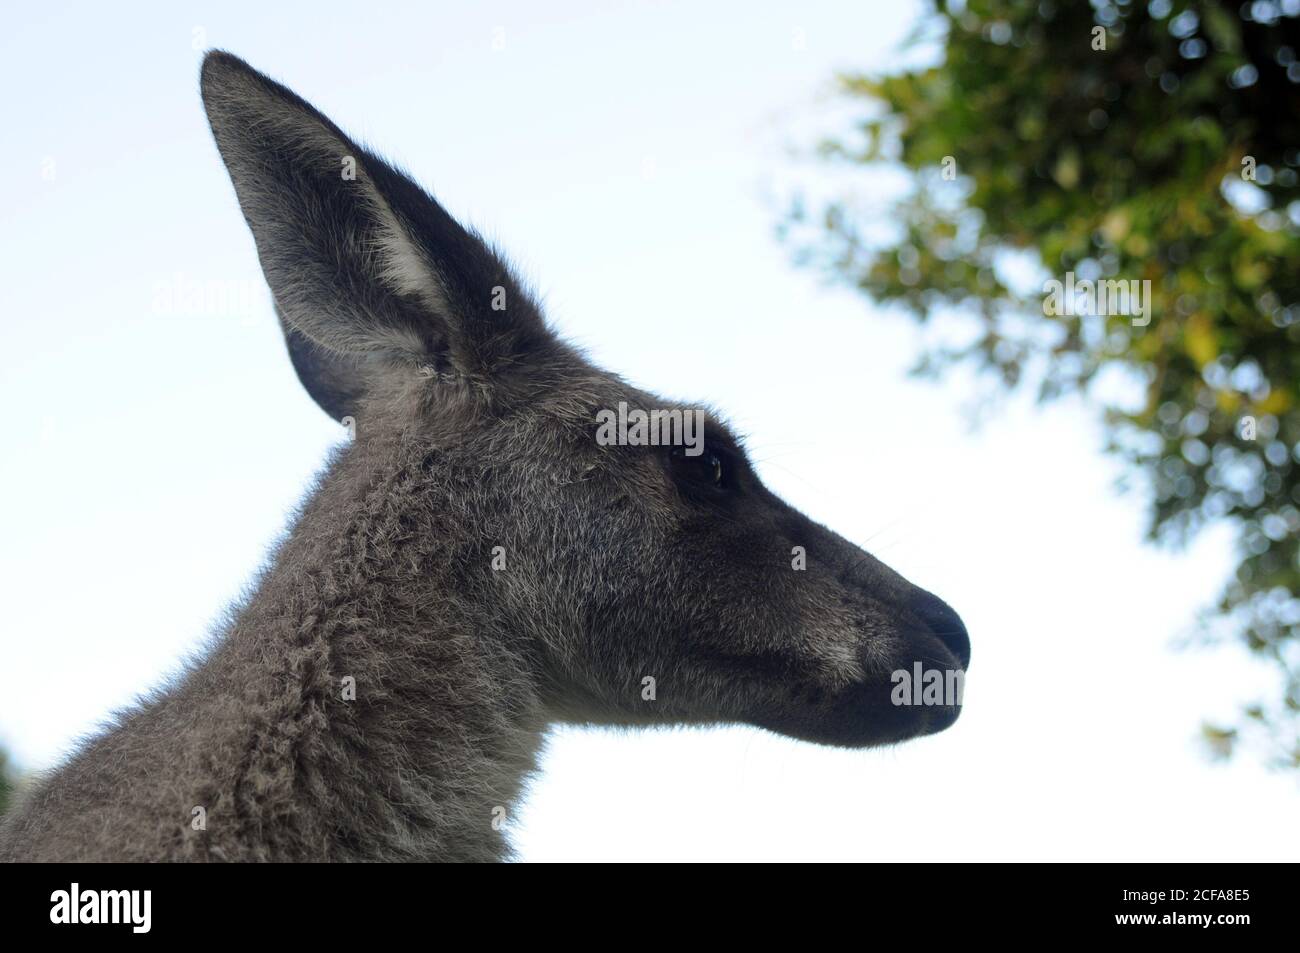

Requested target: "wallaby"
[{"left": 0, "top": 52, "right": 969, "bottom": 862}]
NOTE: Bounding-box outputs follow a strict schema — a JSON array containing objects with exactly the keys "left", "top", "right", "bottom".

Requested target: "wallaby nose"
[{"left": 909, "top": 590, "right": 970, "bottom": 669}]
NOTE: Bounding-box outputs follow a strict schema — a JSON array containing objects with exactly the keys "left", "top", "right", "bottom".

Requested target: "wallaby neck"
[
  {"left": 1, "top": 436, "right": 545, "bottom": 862},
  {"left": 197, "top": 438, "right": 546, "bottom": 860}
]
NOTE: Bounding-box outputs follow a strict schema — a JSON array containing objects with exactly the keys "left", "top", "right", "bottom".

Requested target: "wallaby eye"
[{"left": 670, "top": 447, "right": 727, "bottom": 490}]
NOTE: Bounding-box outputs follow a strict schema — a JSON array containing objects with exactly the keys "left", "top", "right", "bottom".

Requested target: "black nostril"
[{"left": 909, "top": 590, "right": 970, "bottom": 669}]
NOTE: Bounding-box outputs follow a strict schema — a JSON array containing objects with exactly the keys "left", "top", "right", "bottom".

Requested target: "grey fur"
[{"left": 0, "top": 53, "right": 969, "bottom": 862}]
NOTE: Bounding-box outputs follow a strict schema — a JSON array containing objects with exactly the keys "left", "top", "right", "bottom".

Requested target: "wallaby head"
[{"left": 201, "top": 51, "right": 968, "bottom": 749}]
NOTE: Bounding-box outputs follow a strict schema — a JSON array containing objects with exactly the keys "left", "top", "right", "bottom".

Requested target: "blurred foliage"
[{"left": 785, "top": 0, "right": 1300, "bottom": 766}]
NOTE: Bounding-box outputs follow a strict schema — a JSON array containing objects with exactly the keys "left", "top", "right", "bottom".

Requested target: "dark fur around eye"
[{"left": 669, "top": 445, "right": 733, "bottom": 491}]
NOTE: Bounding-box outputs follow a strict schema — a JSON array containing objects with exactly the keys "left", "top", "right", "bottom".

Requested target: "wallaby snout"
[{"left": 908, "top": 589, "right": 971, "bottom": 669}]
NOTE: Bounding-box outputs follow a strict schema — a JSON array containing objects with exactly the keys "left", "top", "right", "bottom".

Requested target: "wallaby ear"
[{"left": 199, "top": 51, "right": 550, "bottom": 420}]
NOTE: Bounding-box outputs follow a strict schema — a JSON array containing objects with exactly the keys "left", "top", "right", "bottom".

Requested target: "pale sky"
[{"left": 1, "top": 0, "right": 1295, "bottom": 861}]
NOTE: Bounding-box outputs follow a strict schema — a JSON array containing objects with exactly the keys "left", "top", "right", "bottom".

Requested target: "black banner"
[{"left": 3, "top": 862, "right": 1290, "bottom": 940}]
